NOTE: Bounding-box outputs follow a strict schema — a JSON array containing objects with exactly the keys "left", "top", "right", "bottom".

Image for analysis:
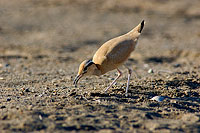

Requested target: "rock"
[
  {"left": 148, "top": 69, "right": 154, "bottom": 73},
  {"left": 0, "top": 106, "right": 6, "bottom": 109},
  {"left": 25, "top": 88, "right": 30, "bottom": 92},
  {"left": 151, "top": 96, "right": 165, "bottom": 102},
  {"left": 39, "top": 115, "right": 43, "bottom": 120},
  {"left": 7, "top": 98, "right": 11, "bottom": 101},
  {"left": 5, "top": 64, "right": 10, "bottom": 67},
  {"left": 173, "top": 63, "right": 181, "bottom": 68},
  {"left": 51, "top": 79, "right": 57, "bottom": 83}
]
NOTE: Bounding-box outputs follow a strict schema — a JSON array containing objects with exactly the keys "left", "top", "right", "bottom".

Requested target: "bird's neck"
[{"left": 93, "top": 64, "right": 102, "bottom": 76}]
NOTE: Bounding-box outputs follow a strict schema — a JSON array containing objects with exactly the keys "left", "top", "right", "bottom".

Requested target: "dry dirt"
[{"left": 0, "top": 0, "right": 200, "bottom": 132}]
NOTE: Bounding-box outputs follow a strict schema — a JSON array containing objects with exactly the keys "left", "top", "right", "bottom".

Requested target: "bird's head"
[{"left": 73, "top": 59, "right": 97, "bottom": 87}]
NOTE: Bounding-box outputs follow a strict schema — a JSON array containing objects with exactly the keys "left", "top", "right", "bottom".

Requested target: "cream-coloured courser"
[{"left": 74, "top": 20, "right": 145, "bottom": 96}]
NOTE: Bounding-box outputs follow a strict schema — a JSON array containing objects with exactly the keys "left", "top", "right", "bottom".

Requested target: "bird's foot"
[{"left": 104, "top": 86, "right": 111, "bottom": 93}]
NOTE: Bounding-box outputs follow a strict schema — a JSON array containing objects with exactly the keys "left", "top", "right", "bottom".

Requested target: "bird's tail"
[
  {"left": 129, "top": 20, "right": 145, "bottom": 34},
  {"left": 138, "top": 20, "right": 145, "bottom": 33}
]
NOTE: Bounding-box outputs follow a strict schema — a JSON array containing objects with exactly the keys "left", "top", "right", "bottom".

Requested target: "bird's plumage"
[
  {"left": 93, "top": 35, "right": 138, "bottom": 74},
  {"left": 73, "top": 20, "right": 145, "bottom": 96}
]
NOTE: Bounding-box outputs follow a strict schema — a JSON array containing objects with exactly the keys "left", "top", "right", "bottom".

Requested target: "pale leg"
[
  {"left": 105, "top": 68, "right": 122, "bottom": 92},
  {"left": 125, "top": 68, "right": 132, "bottom": 97}
]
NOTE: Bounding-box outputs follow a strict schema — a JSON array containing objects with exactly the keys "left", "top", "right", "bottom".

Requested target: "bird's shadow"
[
  {"left": 144, "top": 56, "right": 176, "bottom": 64},
  {"left": 0, "top": 55, "right": 28, "bottom": 60},
  {"left": 59, "top": 39, "right": 100, "bottom": 53},
  {"left": 165, "top": 78, "right": 200, "bottom": 90},
  {"left": 89, "top": 91, "right": 139, "bottom": 100}
]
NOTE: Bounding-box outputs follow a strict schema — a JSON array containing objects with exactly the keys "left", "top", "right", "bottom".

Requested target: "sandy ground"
[{"left": 0, "top": 0, "right": 200, "bottom": 132}]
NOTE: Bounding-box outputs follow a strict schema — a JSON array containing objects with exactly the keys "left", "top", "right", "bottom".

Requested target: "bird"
[{"left": 73, "top": 20, "right": 145, "bottom": 96}]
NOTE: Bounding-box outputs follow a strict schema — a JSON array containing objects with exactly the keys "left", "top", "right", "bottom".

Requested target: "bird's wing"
[
  {"left": 105, "top": 38, "right": 134, "bottom": 65},
  {"left": 93, "top": 36, "right": 134, "bottom": 66}
]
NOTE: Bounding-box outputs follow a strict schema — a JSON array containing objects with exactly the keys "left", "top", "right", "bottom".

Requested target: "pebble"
[
  {"left": 39, "top": 115, "right": 43, "bottom": 120},
  {"left": 7, "top": 98, "right": 11, "bottom": 101},
  {"left": 51, "top": 79, "right": 58, "bottom": 83},
  {"left": 0, "top": 106, "right": 6, "bottom": 109},
  {"left": 38, "top": 94, "right": 43, "bottom": 97},
  {"left": 173, "top": 63, "right": 181, "bottom": 68},
  {"left": 5, "top": 64, "right": 10, "bottom": 67},
  {"left": 0, "top": 77, "right": 4, "bottom": 80},
  {"left": 184, "top": 90, "right": 190, "bottom": 96},
  {"left": 148, "top": 69, "right": 154, "bottom": 73},
  {"left": 25, "top": 88, "right": 30, "bottom": 92},
  {"left": 170, "top": 99, "right": 177, "bottom": 103},
  {"left": 151, "top": 96, "right": 165, "bottom": 102},
  {"left": 108, "top": 77, "right": 115, "bottom": 80},
  {"left": 28, "top": 105, "right": 33, "bottom": 110}
]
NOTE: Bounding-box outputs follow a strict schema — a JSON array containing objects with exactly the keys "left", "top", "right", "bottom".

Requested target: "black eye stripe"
[
  {"left": 85, "top": 59, "right": 93, "bottom": 65},
  {"left": 83, "top": 59, "right": 94, "bottom": 71},
  {"left": 83, "top": 67, "right": 87, "bottom": 72}
]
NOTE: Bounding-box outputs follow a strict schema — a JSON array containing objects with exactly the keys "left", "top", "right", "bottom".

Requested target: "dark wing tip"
[{"left": 139, "top": 20, "right": 145, "bottom": 33}]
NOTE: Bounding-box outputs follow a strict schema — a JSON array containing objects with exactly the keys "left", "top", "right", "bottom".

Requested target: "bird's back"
[
  {"left": 93, "top": 34, "right": 136, "bottom": 74},
  {"left": 92, "top": 21, "right": 144, "bottom": 75}
]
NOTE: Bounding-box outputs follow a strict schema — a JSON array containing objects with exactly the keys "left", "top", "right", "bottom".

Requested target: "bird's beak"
[{"left": 73, "top": 74, "right": 83, "bottom": 87}]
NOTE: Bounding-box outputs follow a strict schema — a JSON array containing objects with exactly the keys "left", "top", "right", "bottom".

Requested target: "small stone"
[
  {"left": 108, "top": 77, "right": 115, "bottom": 80},
  {"left": 151, "top": 96, "right": 165, "bottom": 102},
  {"left": 5, "top": 64, "right": 10, "bottom": 67},
  {"left": 184, "top": 90, "right": 190, "bottom": 96},
  {"left": 0, "top": 106, "right": 6, "bottom": 109},
  {"left": 51, "top": 98, "right": 55, "bottom": 102},
  {"left": 25, "top": 88, "right": 30, "bottom": 92},
  {"left": 148, "top": 69, "right": 154, "bottom": 73},
  {"left": 7, "top": 98, "right": 11, "bottom": 101},
  {"left": 0, "top": 77, "right": 4, "bottom": 80},
  {"left": 170, "top": 99, "right": 177, "bottom": 103},
  {"left": 28, "top": 105, "right": 33, "bottom": 110},
  {"left": 39, "top": 115, "right": 43, "bottom": 120},
  {"left": 20, "top": 91, "right": 25, "bottom": 95},
  {"left": 51, "top": 79, "right": 57, "bottom": 83},
  {"left": 173, "top": 63, "right": 181, "bottom": 68},
  {"left": 38, "top": 94, "right": 43, "bottom": 97}
]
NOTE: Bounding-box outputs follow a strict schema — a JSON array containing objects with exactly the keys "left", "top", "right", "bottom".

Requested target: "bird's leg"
[
  {"left": 125, "top": 67, "right": 132, "bottom": 97},
  {"left": 105, "top": 68, "right": 122, "bottom": 93}
]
